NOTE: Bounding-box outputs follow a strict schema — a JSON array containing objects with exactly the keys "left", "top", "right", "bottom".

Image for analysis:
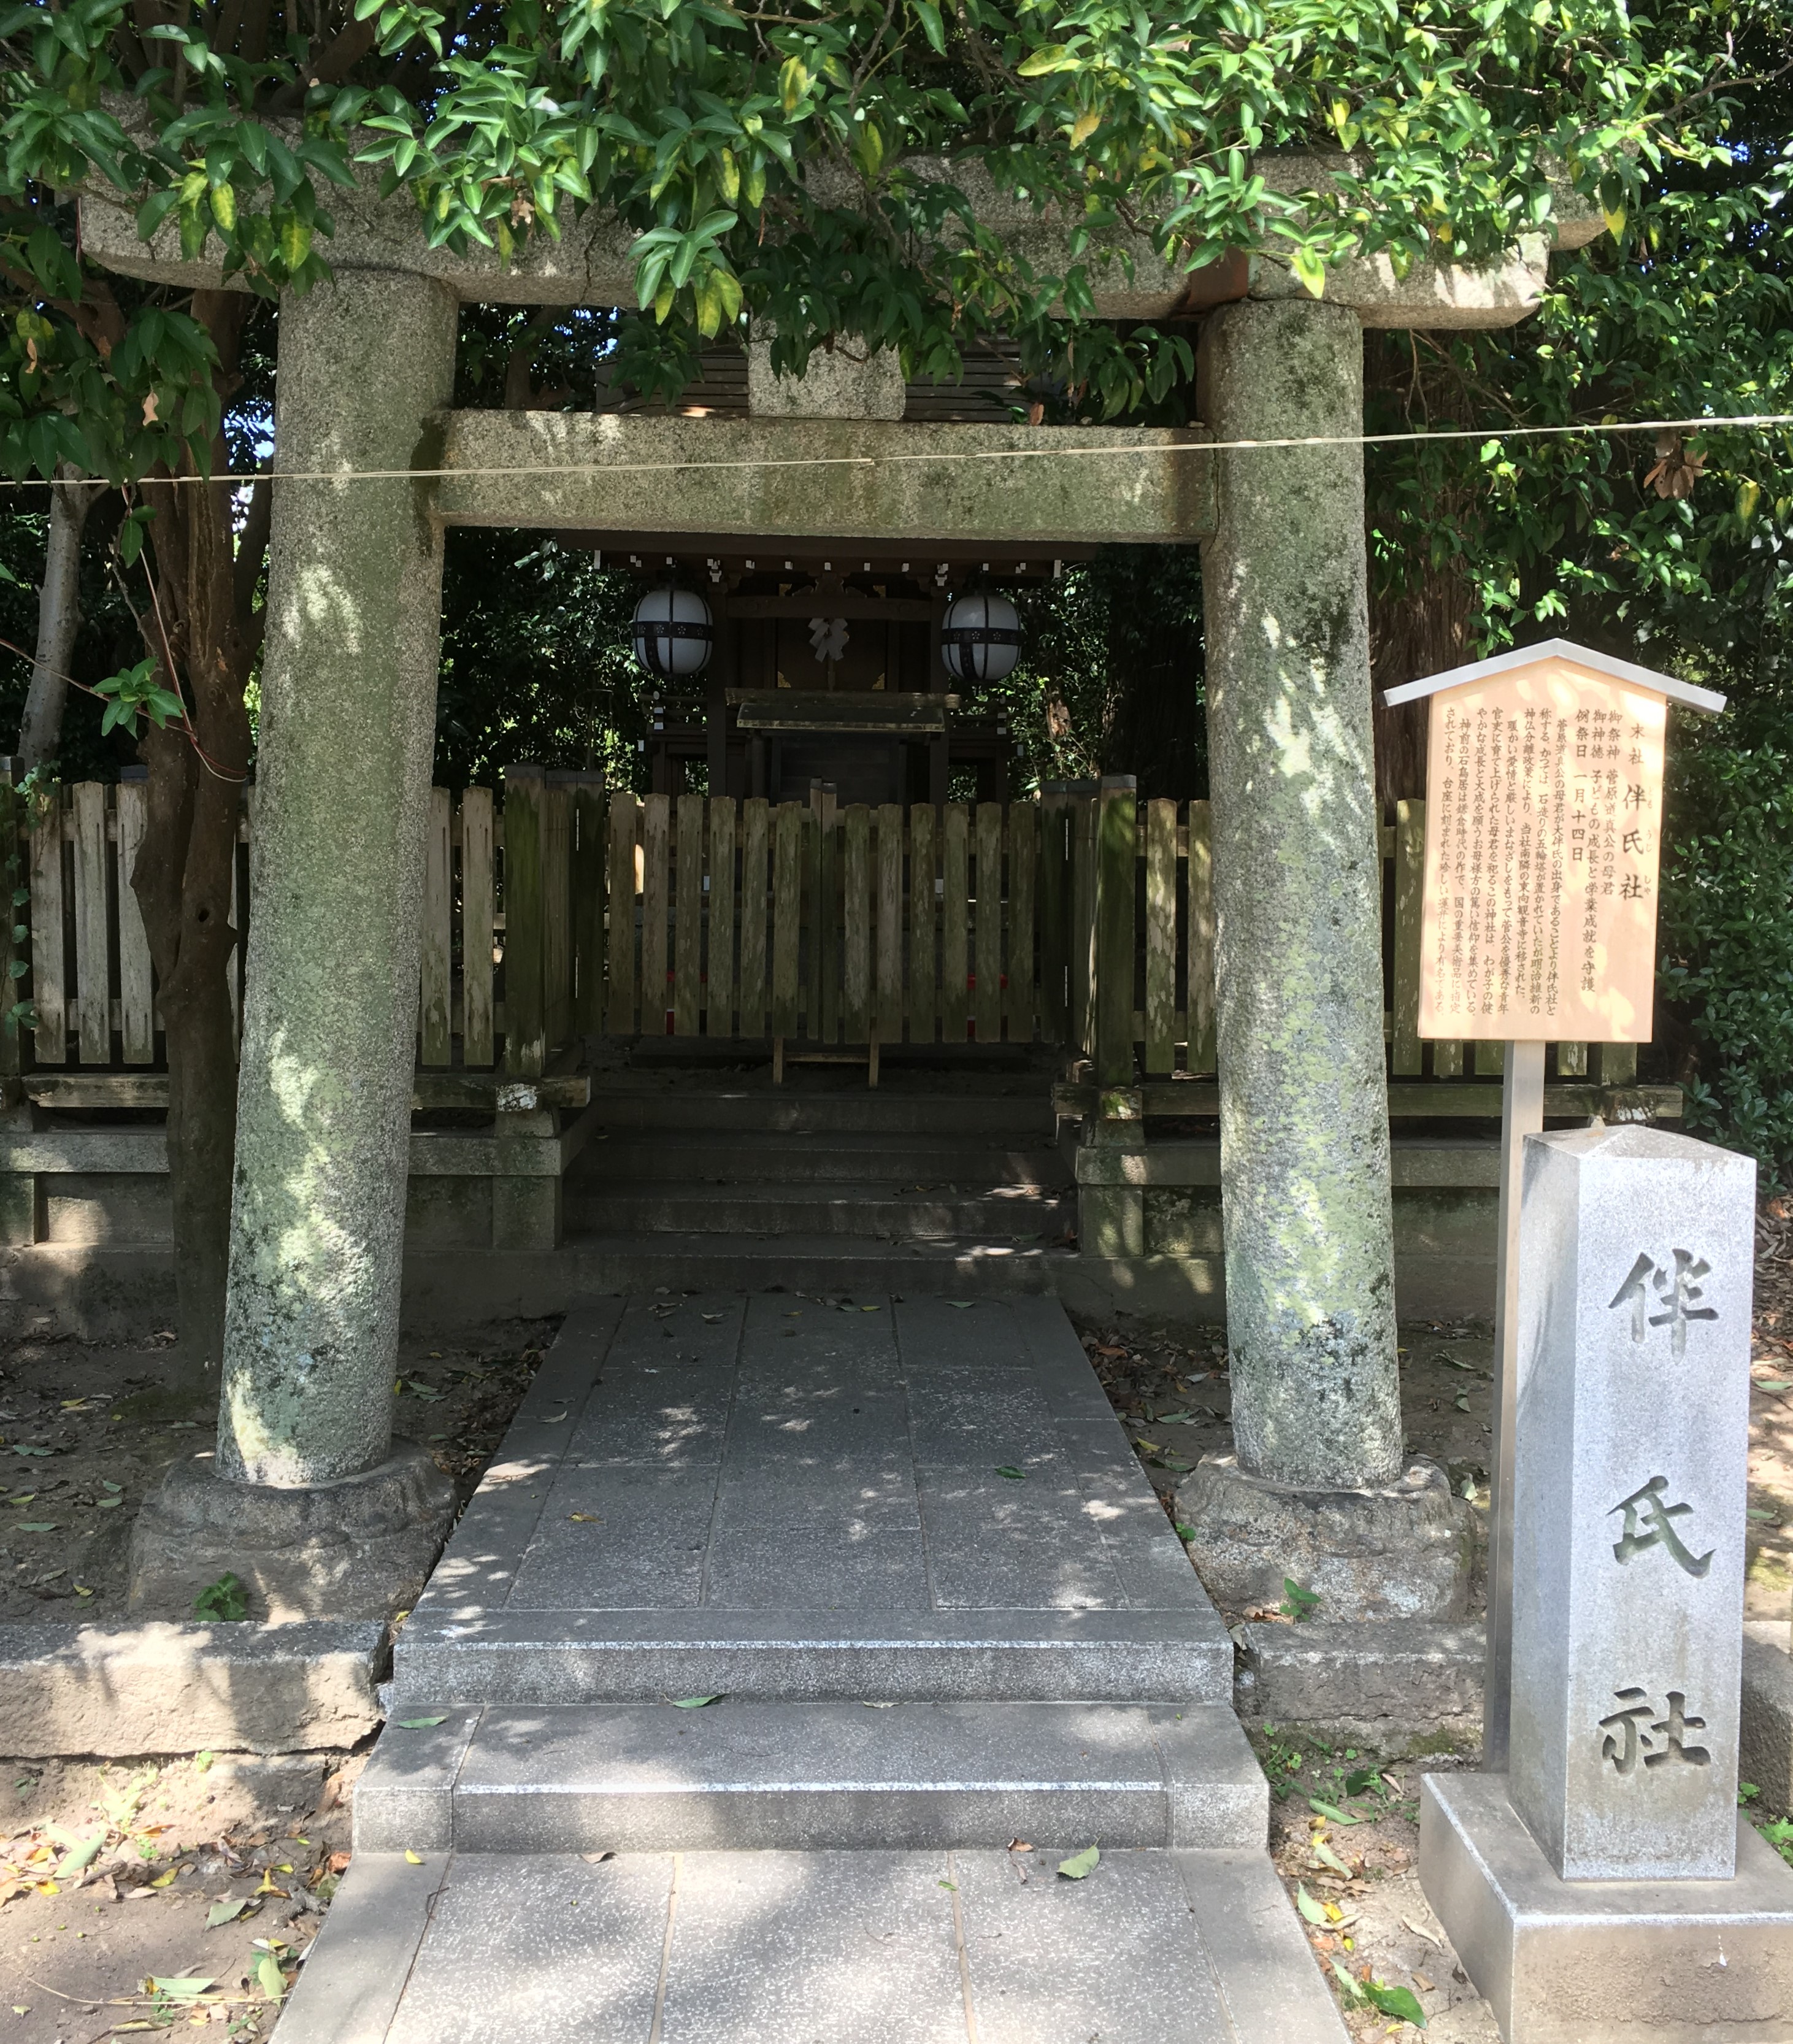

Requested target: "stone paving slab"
[
  {"left": 352, "top": 1700, "right": 1267, "bottom": 1853},
  {"left": 274, "top": 1848, "right": 1350, "bottom": 2044},
  {"left": 398, "top": 1291, "right": 1231, "bottom": 1705}
]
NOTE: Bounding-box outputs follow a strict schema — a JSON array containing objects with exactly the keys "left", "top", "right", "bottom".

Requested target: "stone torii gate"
[{"left": 88, "top": 162, "right": 1601, "bottom": 1612}]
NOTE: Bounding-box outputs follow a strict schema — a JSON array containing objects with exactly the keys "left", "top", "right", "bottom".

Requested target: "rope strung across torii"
[{"left": 0, "top": 412, "right": 1788, "bottom": 488}]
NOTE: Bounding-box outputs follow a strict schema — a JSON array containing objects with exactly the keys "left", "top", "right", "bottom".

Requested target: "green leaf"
[
  {"left": 994, "top": 1465, "right": 1025, "bottom": 1480},
  {"left": 1016, "top": 44, "right": 1077, "bottom": 77},
  {"left": 671, "top": 1694, "right": 721, "bottom": 1708},
  {"left": 193, "top": 1573, "right": 248, "bottom": 1622},
  {"left": 207, "top": 1897, "right": 249, "bottom": 1927},
  {"left": 15, "top": 1521, "right": 55, "bottom": 1532},
  {"left": 1363, "top": 1978, "right": 1427, "bottom": 2026},
  {"left": 150, "top": 1977, "right": 215, "bottom": 2002},
  {"left": 1289, "top": 247, "right": 1328, "bottom": 300},
  {"left": 1295, "top": 1881, "right": 1327, "bottom": 1925},
  {"left": 254, "top": 1952, "right": 286, "bottom": 2000},
  {"left": 1312, "top": 1837, "right": 1353, "bottom": 1876},
  {"left": 1056, "top": 1844, "right": 1100, "bottom": 1880},
  {"left": 396, "top": 1716, "right": 448, "bottom": 1728}
]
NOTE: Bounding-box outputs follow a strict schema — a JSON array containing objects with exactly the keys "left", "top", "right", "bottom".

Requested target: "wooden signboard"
[
  {"left": 1382, "top": 638, "right": 1726, "bottom": 1775},
  {"left": 1393, "top": 648, "right": 1723, "bottom": 1043}
]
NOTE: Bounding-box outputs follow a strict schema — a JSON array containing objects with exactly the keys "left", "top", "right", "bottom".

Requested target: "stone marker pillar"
[
  {"left": 129, "top": 269, "right": 457, "bottom": 1621},
  {"left": 1180, "top": 298, "right": 1469, "bottom": 1619},
  {"left": 1422, "top": 1127, "right": 1793, "bottom": 2042},
  {"left": 1511, "top": 1126, "right": 1754, "bottom": 1880}
]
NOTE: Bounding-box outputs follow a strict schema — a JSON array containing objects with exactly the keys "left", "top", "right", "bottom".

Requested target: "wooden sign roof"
[{"left": 1382, "top": 637, "right": 1727, "bottom": 715}]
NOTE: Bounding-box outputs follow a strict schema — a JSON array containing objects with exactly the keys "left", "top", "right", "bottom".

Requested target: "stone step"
[
  {"left": 537, "top": 1232, "right": 1066, "bottom": 1293},
  {"left": 565, "top": 1183, "right": 1072, "bottom": 1239},
  {"left": 584, "top": 1086, "right": 1053, "bottom": 1137},
  {"left": 353, "top": 1701, "right": 1266, "bottom": 1854},
  {"left": 394, "top": 1607, "right": 1232, "bottom": 1708},
  {"left": 574, "top": 1131, "right": 1072, "bottom": 1187},
  {"left": 275, "top": 1845, "right": 1349, "bottom": 2044}
]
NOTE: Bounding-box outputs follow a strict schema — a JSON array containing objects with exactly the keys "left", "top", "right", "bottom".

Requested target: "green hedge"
[{"left": 1659, "top": 727, "right": 1793, "bottom": 1188}]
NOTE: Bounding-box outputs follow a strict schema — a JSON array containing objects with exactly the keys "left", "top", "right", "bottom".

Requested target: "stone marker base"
[
  {"left": 1420, "top": 1771, "right": 1793, "bottom": 2043},
  {"left": 1178, "top": 1453, "right": 1475, "bottom": 1619},
  {"left": 129, "top": 1442, "right": 455, "bottom": 1623}
]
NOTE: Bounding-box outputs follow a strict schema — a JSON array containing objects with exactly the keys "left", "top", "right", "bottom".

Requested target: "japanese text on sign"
[{"left": 1418, "top": 658, "right": 1667, "bottom": 1042}]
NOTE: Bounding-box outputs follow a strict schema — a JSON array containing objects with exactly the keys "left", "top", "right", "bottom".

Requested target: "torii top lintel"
[{"left": 77, "top": 144, "right": 1600, "bottom": 332}]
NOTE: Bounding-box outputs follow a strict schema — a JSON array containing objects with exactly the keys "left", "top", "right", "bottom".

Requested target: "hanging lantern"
[
  {"left": 632, "top": 584, "right": 714, "bottom": 680},
  {"left": 940, "top": 589, "right": 1022, "bottom": 684}
]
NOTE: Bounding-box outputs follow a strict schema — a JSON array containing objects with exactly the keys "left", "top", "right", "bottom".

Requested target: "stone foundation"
[
  {"left": 1178, "top": 1452, "right": 1475, "bottom": 1620},
  {"left": 129, "top": 1442, "right": 455, "bottom": 1624}
]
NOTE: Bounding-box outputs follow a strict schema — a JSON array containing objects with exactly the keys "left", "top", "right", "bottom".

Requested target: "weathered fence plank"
[
  {"left": 815, "top": 805, "right": 839, "bottom": 1045},
  {"left": 71, "top": 782, "right": 109, "bottom": 1065},
  {"left": 605, "top": 792, "right": 638, "bottom": 1037},
  {"left": 707, "top": 797, "right": 736, "bottom": 1037},
  {"left": 1007, "top": 802, "right": 1036, "bottom": 1044},
  {"left": 973, "top": 801, "right": 1002, "bottom": 1043},
  {"left": 572, "top": 783, "right": 606, "bottom": 1038},
  {"left": 1143, "top": 796, "right": 1177, "bottom": 1077},
  {"left": 843, "top": 804, "right": 871, "bottom": 1045},
  {"left": 739, "top": 797, "right": 769, "bottom": 1038},
  {"left": 770, "top": 801, "right": 802, "bottom": 1040},
  {"left": 674, "top": 791, "right": 704, "bottom": 1037},
  {"left": 1186, "top": 799, "right": 1215, "bottom": 1075},
  {"left": 640, "top": 793, "right": 670, "bottom": 1039},
  {"left": 542, "top": 782, "right": 573, "bottom": 1055},
  {"left": 420, "top": 785, "right": 453, "bottom": 1066},
  {"left": 501, "top": 767, "right": 545, "bottom": 1076},
  {"left": 875, "top": 802, "right": 903, "bottom": 1044},
  {"left": 1391, "top": 798, "right": 1424, "bottom": 1077},
  {"left": 1095, "top": 779, "right": 1136, "bottom": 1086},
  {"left": 113, "top": 780, "right": 154, "bottom": 1064},
  {"left": 29, "top": 782, "right": 64, "bottom": 1065},
  {"left": 1039, "top": 788, "right": 1069, "bottom": 1047},
  {"left": 942, "top": 802, "right": 969, "bottom": 1044},
  {"left": 1070, "top": 793, "right": 1097, "bottom": 1061},
  {"left": 461, "top": 786, "right": 496, "bottom": 1064},
  {"left": 908, "top": 802, "right": 937, "bottom": 1045}
]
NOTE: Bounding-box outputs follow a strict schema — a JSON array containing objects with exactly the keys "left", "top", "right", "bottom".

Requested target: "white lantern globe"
[
  {"left": 632, "top": 585, "right": 714, "bottom": 680},
  {"left": 940, "top": 590, "right": 1022, "bottom": 684}
]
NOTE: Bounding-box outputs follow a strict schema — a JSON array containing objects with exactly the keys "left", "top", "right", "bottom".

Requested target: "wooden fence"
[{"left": 1, "top": 771, "right": 1636, "bottom": 1090}]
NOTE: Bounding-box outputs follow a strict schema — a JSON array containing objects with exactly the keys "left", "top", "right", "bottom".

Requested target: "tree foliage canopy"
[{"left": 1, "top": 0, "right": 1751, "bottom": 477}]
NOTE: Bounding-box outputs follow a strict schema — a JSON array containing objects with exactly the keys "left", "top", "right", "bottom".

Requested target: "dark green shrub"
[{"left": 1659, "top": 730, "right": 1793, "bottom": 1186}]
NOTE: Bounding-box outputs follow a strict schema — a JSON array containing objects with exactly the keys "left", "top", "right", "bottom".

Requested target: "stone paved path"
[{"left": 275, "top": 1294, "right": 1346, "bottom": 2043}]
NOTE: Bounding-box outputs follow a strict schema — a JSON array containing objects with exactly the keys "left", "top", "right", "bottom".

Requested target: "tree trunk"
[
  {"left": 126, "top": 293, "right": 261, "bottom": 1397},
  {"left": 16, "top": 467, "right": 94, "bottom": 770}
]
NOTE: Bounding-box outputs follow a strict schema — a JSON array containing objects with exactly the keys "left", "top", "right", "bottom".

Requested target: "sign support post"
[{"left": 1483, "top": 1035, "right": 1546, "bottom": 1769}]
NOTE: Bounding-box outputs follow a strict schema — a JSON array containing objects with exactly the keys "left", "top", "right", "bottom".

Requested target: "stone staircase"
[
  {"left": 559, "top": 1061, "right": 1077, "bottom": 1293},
  {"left": 274, "top": 1291, "right": 1348, "bottom": 2044}
]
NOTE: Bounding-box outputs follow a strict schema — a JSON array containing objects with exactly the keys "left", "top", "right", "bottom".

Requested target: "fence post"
[
  {"left": 502, "top": 764, "right": 545, "bottom": 1077},
  {"left": 1094, "top": 775, "right": 1137, "bottom": 1086},
  {"left": 0, "top": 762, "right": 34, "bottom": 1248},
  {"left": 1080, "top": 774, "right": 1145, "bottom": 1258},
  {"left": 1038, "top": 785, "right": 1069, "bottom": 1046}
]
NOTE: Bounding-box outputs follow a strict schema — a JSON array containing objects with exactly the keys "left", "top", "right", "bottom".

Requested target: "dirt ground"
[
  {"left": 0, "top": 1750, "right": 365, "bottom": 2044},
  {"left": 2, "top": 1213, "right": 1789, "bottom": 2040},
  {"left": 0, "top": 1321, "right": 556, "bottom": 1623},
  {"left": 0, "top": 1321, "right": 553, "bottom": 2038}
]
